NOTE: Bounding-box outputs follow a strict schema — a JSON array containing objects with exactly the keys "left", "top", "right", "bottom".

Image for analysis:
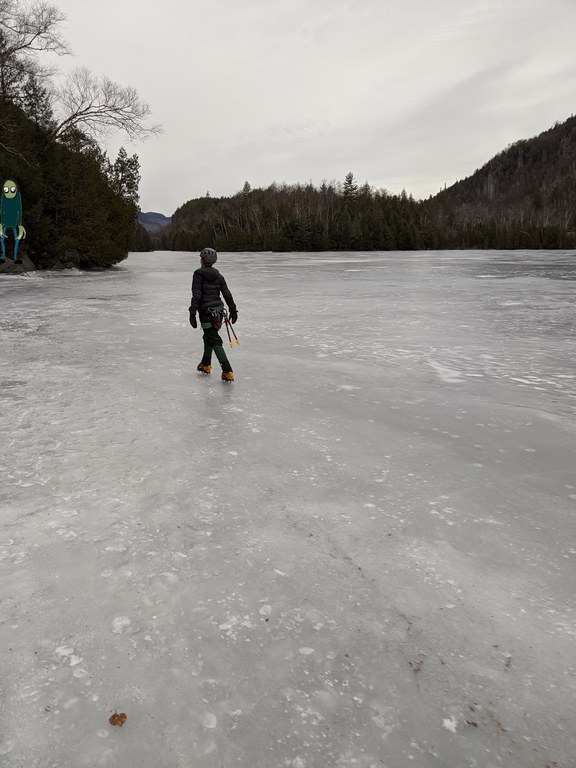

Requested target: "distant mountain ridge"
[{"left": 138, "top": 211, "right": 171, "bottom": 233}]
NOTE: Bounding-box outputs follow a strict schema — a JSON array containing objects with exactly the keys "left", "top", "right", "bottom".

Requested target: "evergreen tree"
[
  {"left": 109, "top": 147, "right": 140, "bottom": 209},
  {"left": 343, "top": 171, "right": 358, "bottom": 200}
]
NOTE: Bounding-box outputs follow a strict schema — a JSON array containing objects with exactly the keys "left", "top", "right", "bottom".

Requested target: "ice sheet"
[{"left": 1, "top": 250, "right": 575, "bottom": 767}]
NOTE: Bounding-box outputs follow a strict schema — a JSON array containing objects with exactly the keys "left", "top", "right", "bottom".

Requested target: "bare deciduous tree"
[
  {"left": 1, "top": 3, "right": 162, "bottom": 145},
  {"left": 0, "top": 0, "right": 69, "bottom": 97},
  {"left": 53, "top": 67, "right": 162, "bottom": 141}
]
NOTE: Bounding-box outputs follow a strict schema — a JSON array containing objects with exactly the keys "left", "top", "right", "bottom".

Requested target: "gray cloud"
[{"left": 49, "top": 0, "right": 576, "bottom": 214}]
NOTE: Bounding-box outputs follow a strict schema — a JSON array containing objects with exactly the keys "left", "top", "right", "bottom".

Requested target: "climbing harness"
[
  {"left": 207, "top": 306, "right": 224, "bottom": 330},
  {"left": 201, "top": 306, "right": 240, "bottom": 348}
]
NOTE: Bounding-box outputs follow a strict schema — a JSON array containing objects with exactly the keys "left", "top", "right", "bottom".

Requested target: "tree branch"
[
  {"left": 53, "top": 67, "right": 163, "bottom": 141},
  {"left": 0, "top": 1, "right": 70, "bottom": 59}
]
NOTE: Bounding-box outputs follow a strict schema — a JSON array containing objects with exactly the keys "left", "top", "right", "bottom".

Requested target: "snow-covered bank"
[{"left": 1, "top": 250, "right": 575, "bottom": 767}]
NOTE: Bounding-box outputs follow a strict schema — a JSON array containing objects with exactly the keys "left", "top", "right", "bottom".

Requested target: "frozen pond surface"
[{"left": 1, "top": 249, "right": 575, "bottom": 767}]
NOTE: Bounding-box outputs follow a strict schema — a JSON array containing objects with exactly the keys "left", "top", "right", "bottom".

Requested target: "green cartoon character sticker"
[{"left": 1, "top": 179, "right": 26, "bottom": 264}]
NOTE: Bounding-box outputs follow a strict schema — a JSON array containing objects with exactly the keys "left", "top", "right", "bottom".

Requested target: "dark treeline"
[
  {"left": 158, "top": 175, "right": 442, "bottom": 252},
  {"left": 155, "top": 175, "right": 575, "bottom": 253},
  {"left": 157, "top": 115, "right": 576, "bottom": 253}
]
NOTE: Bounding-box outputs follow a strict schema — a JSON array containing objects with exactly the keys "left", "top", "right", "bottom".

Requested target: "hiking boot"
[
  {"left": 221, "top": 371, "right": 234, "bottom": 382},
  {"left": 197, "top": 363, "right": 211, "bottom": 374}
]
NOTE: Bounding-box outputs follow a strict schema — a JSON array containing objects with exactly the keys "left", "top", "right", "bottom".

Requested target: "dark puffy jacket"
[{"left": 189, "top": 266, "right": 237, "bottom": 314}]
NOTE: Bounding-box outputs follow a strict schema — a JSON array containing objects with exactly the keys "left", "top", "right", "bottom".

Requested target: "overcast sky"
[{"left": 49, "top": 0, "right": 576, "bottom": 216}]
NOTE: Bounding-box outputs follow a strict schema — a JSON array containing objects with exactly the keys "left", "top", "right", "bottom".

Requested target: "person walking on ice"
[{"left": 189, "top": 247, "right": 238, "bottom": 381}]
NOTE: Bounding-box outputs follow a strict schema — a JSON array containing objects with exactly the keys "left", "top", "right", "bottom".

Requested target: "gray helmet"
[{"left": 200, "top": 247, "right": 217, "bottom": 265}]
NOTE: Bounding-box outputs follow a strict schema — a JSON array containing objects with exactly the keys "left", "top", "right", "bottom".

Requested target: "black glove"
[
  {"left": 189, "top": 311, "right": 197, "bottom": 329},
  {"left": 230, "top": 310, "right": 238, "bottom": 325}
]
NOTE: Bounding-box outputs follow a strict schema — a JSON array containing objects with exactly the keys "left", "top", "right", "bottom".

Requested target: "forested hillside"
[
  {"left": 427, "top": 115, "right": 576, "bottom": 249},
  {"left": 0, "top": 1, "right": 158, "bottom": 269},
  {"left": 158, "top": 176, "right": 441, "bottom": 252},
  {"left": 1, "top": 100, "right": 141, "bottom": 268},
  {"left": 158, "top": 116, "right": 576, "bottom": 253}
]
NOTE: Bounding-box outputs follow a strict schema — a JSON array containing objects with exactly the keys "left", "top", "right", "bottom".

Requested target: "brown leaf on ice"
[{"left": 109, "top": 712, "right": 127, "bottom": 727}]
